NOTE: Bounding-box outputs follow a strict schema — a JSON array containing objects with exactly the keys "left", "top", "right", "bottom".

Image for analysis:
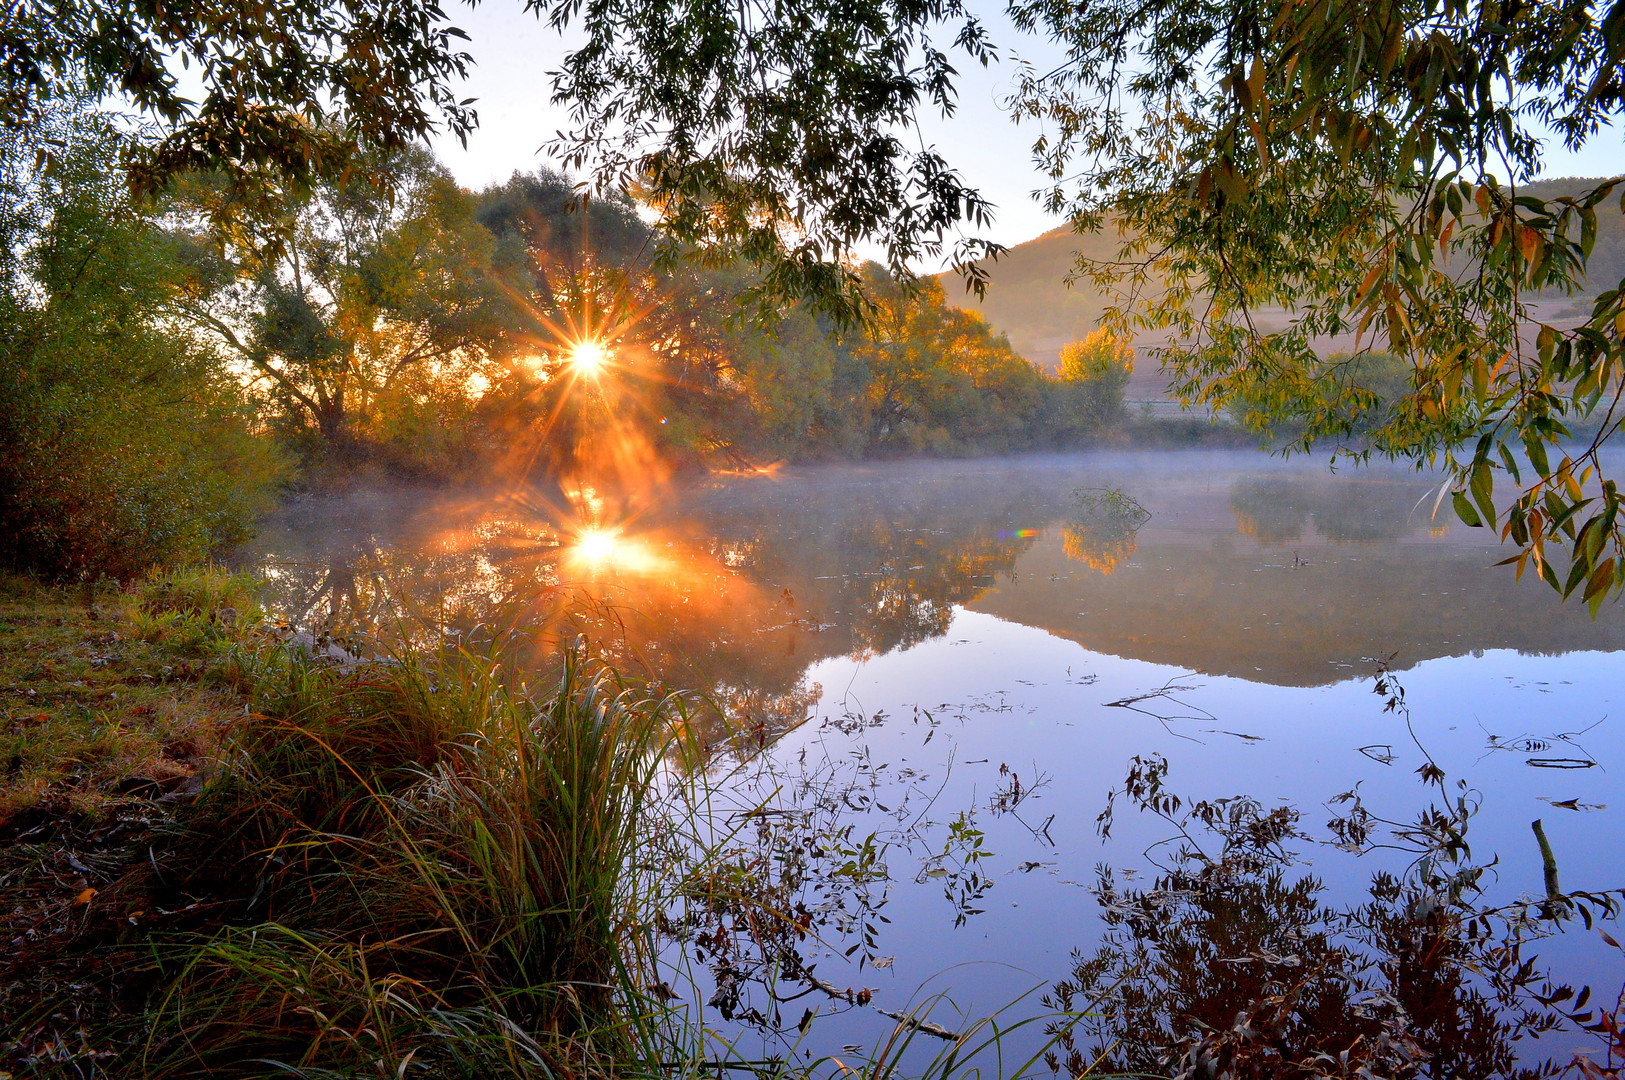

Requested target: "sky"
[{"left": 427, "top": 3, "right": 1625, "bottom": 256}]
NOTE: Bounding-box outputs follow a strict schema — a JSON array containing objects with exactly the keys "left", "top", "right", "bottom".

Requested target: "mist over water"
[{"left": 240, "top": 449, "right": 1625, "bottom": 1065}]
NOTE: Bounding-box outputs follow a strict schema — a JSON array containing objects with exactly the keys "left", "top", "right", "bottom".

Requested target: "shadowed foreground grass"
[
  {"left": 1, "top": 568, "right": 705, "bottom": 1077},
  {"left": 1, "top": 570, "right": 1050, "bottom": 1080}
]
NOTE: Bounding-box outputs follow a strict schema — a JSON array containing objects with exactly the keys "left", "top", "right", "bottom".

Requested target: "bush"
[
  {"left": 132, "top": 639, "right": 698, "bottom": 1076},
  {"left": 1049, "top": 329, "right": 1133, "bottom": 437},
  {"left": 0, "top": 103, "right": 287, "bottom": 580}
]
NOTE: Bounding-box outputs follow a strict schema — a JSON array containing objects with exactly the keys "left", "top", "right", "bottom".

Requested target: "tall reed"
[
  {"left": 14, "top": 568, "right": 1069, "bottom": 1080},
  {"left": 136, "top": 622, "right": 703, "bottom": 1077}
]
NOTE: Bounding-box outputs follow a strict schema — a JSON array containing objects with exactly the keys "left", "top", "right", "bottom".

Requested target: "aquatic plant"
[{"left": 1061, "top": 488, "right": 1150, "bottom": 574}]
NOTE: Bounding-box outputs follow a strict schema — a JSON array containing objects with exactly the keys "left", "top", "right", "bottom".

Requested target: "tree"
[
  {"left": 474, "top": 169, "right": 750, "bottom": 488},
  {"left": 1054, "top": 329, "right": 1133, "bottom": 435},
  {"left": 723, "top": 264, "right": 1134, "bottom": 461},
  {"left": 534, "top": 0, "right": 1008, "bottom": 323},
  {"left": 23, "top": 0, "right": 1625, "bottom": 600},
  {"left": 842, "top": 267, "right": 1047, "bottom": 454},
  {"left": 0, "top": 102, "right": 286, "bottom": 579},
  {"left": 1003, "top": 0, "right": 1625, "bottom": 609},
  {"left": 524, "top": 0, "right": 1625, "bottom": 605},
  {"left": 174, "top": 146, "right": 511, "bottom": 471},
  {"left": 728, "top": 308, "right": 869, "bottom": 460},
  {"left": 2, "top": 0, "right": 476, "bottom": 208}
]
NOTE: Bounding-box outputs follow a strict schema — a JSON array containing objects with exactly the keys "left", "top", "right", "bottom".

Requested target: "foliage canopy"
[
  {"left": 172, "top": 145, "right": 512, "bottom": 473},
  {"left": 535, "top": 0, "right": 1007, "bottom": 323},
  {"left": 0, "top": 105, "right": 287, "bottom": 579},
  {"left": 2, "top": 0, "right": 477, "bottom": 205}
]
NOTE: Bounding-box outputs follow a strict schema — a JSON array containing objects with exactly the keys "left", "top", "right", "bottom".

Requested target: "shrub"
[
  {"left": 128, "top": 637, "right": 699, "bottom": 1075},
  {"left": 0, "top": 103, "right": 287, "bottom": 581},
  {"left": 1050, "top": 329, "right": 1133, "bottom": 436}
]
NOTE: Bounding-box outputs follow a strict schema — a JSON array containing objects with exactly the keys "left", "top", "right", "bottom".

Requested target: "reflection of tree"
[
  {"left": 707, "top": 682, "right": 824, "bottom": 751},
  {"left": 245, "top": 495, "right": 568, "bottom": 634},
  {"left": 1045, "top": 756, "right": 1622, "bottom": 1080},
  {"left": 1051, "top": 865, "right": 1530, "bottom": 1080},
  {"left": 694, "top": 484, "right": 1042, "bottom": 662},
  {"left": 1060, "top": 488, "right": 1150, "bottom": 574},
  {"left": 238, "top": 482, "right": 1041, "bottom": 751},
  {"left": 846, "top": 524, "right": 1026, "bottom": 653},
  {"left": 238, "top": 471, "right": 1061, "bottom": 743},
  {"left": 1229, "top": 476, "right": 1436, "bottom": 546},
  {"left": 667, "top": 744, "right": 996, "bottom": 1040}
]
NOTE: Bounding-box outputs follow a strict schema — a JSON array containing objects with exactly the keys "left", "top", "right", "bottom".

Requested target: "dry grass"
[
  {"left": 0, "top": 572, "right": 249, "bottom": 825},
  {"left": 0, "top": 570, "right": 262, "bottom": 1071},
  {"left": 0, "top": 568, "right": 713, "bottom": 1078}
]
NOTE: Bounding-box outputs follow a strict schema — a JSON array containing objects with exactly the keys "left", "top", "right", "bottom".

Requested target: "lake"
[{"left": 241, "top": 450, "right": 1625, "bottom": 1070}]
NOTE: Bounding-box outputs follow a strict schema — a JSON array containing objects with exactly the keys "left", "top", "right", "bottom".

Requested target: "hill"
[{"left": 942, "top": 177, "right": 1625, "bottom": 382}]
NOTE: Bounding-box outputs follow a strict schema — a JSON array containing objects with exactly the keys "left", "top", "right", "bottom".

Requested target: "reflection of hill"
[
  {"left": 973, "top": 532, "right": 1625, "bottom": 689},
  {"left": 1228, "top": 475, "right": 1427, "bottom": 545}
]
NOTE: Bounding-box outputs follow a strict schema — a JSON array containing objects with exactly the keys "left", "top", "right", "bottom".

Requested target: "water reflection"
[
  {"left": 1229, "top": 472, "right": 1430, "bottom": 545},
  {"left": 1046, "top": 752, "right": 1625, "bottom": 1080},
  {"left": 1060, "top": 487, "right": 1151, "bottom": 573},
  {"left": 244, "top": 474, "right": 1054, "bottom": 739},
  {"left": 242, "top": 453, "right": 1625, "bottom": 698},
  {"left": 235, "top": 453, "right": 1625, "bottom": 1066}
]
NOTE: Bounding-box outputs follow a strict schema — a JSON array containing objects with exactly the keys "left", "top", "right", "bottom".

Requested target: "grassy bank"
[{"left": 0, "top": 570, "right": 712, "bottom": 1077}]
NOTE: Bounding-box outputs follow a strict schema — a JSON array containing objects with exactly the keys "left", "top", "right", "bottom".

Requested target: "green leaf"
[
  {"left": 1507, "top": 507, "right": 1529, "bottom": 546},
  {"left": 1582, "top": 556, "right": 1615, "bottom": 604},
  {"left": 1563, "top": 552, "right": 1591, "bottom": 598},
  {"left": 1499, "top": 442, "right": 1521, "bottom": 484},
  {"left": 1470, "top": 459, "right": 1495, "bottom": 524},
  {"left": 1539, "top": 555, "right": 1562, "bottom": 592},
  {"left": 1453, "top": 491, "right": 1483, "bottom": 527},
  {"left": 1582, "top": 514, "right": 1608, "bottom": 564},
  {"left": 1525, "top": 435, "right": 1551, "bottom": 478}
]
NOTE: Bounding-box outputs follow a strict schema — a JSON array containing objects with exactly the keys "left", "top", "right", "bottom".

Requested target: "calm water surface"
[{"left": 243, "top": 450, "right": 1625, "bottom": 1065}]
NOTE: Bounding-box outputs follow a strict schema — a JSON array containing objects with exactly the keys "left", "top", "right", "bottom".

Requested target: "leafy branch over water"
[{"left": 1061, "top": 488, "right": 1152, "bottom": 575}]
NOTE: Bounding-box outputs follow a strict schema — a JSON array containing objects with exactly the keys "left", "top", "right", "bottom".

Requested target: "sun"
[
  {"left": 566, "top": 339, "right": 610, "bottom": 376},
  {"left": 573, "top": 527, "right": 620, "bottom": 564}
]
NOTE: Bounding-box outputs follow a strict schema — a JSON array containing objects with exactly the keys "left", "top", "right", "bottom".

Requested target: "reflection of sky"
[{"left": 734, "top": 609, "right": 1625, "bottom": 1064}]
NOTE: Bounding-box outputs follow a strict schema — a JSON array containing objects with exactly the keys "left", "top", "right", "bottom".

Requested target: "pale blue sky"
[{"left": 428, "top": 2, "right": 1625, "bottom": 260}]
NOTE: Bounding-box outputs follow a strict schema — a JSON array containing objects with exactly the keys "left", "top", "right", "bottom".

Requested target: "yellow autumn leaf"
[{"left": 1519, "top": 225, "right": 1541, "bottom": 264}]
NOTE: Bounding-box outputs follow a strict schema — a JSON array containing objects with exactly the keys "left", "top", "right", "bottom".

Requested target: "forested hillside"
[{"left": 946, "top": 177, "right": 1625, "bottom": 372}]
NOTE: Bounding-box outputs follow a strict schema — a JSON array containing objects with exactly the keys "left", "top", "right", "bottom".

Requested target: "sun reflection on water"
[{"left": 562, "top": 525, "right": 669, "bottom": 576}]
